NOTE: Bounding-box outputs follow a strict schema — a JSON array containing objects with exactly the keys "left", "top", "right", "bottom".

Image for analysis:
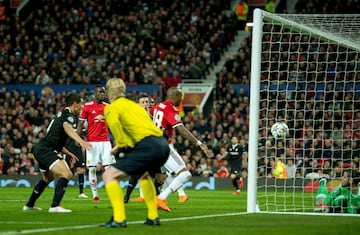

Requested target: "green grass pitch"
[{"left": 0, "top": 187, "right": 359, "bottom": 235}]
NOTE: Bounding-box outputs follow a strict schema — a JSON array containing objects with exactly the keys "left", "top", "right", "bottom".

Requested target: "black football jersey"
[
  {"left": 41, "top": 108, "right": 77, "bottom": 151},
  {"left": 227, "top": 144, "right": 242, "bottom": 160}
]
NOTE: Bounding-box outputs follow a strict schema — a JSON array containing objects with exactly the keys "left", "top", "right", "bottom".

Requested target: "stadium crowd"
[{"left": 0, "top": 0, "right": 359, "bottom": 184}]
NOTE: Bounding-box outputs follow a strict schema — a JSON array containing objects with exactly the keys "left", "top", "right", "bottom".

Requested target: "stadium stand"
[{"left": 0, "top": 0, "right": 359, "bottom": 180}]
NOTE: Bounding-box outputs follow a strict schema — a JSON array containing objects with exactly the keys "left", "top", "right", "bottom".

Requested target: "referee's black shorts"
[{"left": 112, "top": 136, "right": 170, "bottom": 179}]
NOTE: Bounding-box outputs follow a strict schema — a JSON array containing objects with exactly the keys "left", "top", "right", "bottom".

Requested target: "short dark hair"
[
  {"left": 136, "top": 92, "right": 148, "bottom": 103},
  {"left": 65, "top": 92, "right": 81, "bottom": 106},
  {"left": 95, "top": 84, "right": 105, "bottom": 91}
]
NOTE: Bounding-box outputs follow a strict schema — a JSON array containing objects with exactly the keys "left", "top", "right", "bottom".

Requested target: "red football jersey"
[
  {"left": 79, "top": 100, "right": 110, "bottom": 142},
  {"left": 150, "top": 100, "right": 183, "bottom": 143}
]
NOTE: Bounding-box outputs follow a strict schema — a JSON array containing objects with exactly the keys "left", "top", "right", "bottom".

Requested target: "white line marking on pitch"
[{"left": 0, "top": 212, "right": 247, "bottom": 235}]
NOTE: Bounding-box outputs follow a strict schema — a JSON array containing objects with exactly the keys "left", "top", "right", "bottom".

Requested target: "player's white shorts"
[
  {"left": 163, "top": 144, "right": 186, "bottom": 175},
  {"left": 86, "top": 141, "right": 115, "bottom": 167}
]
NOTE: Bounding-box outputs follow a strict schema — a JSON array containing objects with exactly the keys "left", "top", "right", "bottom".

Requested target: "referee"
[{"left": 100, "top": 78, "right": 170, "bottom": 228}]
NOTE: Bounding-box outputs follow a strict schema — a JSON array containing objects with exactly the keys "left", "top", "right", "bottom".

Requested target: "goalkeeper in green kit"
[{"left": 314, "top": 170, "right": 360, "bottom": 214}]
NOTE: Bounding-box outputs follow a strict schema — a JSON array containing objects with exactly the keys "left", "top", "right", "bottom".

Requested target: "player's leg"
[
  {"left": 177, "top": 187, "right": 188, "bottom": 203},
  {"left": 165, "top": 172, "right": 188, "bottom": 202},
  {"left": 49, "top": 158, "right": 73, "bottom": 212},
  {"left": 154, "top": 171, "right": 167, "bottom": 195},
  {"left": 124, "top": 176, "right": 140, "bottom": 203},
  {"left": 231, "top": 171, "right": 241, "bottom": 195},
  {"left": 101, "top": 165, "right": 128, "bottom": 227},
  {"left": 314, "top": 178, "right": 329, "bottom": 212},
  {"left": 77, "top": 166, "right": 88, "bottom": 198},
  {"left": 67, "top": 140, "right": 88, "bottom": 198},
  {"left": 157, "top": 145, "right": 191, "bottom": 210},
  {"left": 139, "top": 174, "right": 159, "bottom": 223},
  {"left": 23, "top": 146, "right": 55, "bottom": 211},
  {"left": 86, "top": 142, "right": 100, "bottom": 202},
  {"left": 23, "top": 171, "right": 52, "bottom": 211}
]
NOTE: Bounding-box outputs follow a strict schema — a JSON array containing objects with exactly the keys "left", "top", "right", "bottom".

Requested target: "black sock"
[
  {"left": 78, "top": 174, "right": 84, "bottom": 194},
  {"left": 26, "top": 179, "right": 49, "bottom": 207},
  {"left": 154, "top": 179, "right": 163, "bottom": 195},
  {"left": 232, "top": 176, "right": 240, "bottom": 190},
  {"left": 51, "top": 178, "right": 69, "bottom": 207},
  {"left": 124, "top": 177, "right": 138, "bottom": 200}
]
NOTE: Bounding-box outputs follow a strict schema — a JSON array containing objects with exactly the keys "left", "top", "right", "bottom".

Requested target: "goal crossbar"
[{"left": 261, "top": 11, "right": 360, "bottom": 52}]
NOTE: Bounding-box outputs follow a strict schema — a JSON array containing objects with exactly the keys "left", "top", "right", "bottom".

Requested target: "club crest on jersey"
[
  {"left": 67, "top": 116, "right": 74, "bottom": 123},
  {"left": 95, "top": 114, "right": 105, "bottom": 120},
  {"left": 174, "top": 114, "right": 181, "bottom": 121}
]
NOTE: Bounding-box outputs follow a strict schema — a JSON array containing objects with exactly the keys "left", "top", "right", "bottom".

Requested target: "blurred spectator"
[{"left": 286, "top": 159, "right": 297, "bottom": 178}]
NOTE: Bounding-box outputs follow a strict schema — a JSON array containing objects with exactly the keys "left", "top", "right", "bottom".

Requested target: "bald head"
[
  {"left": 166, "top": 87, "right": 183, "bottom": 106},
  {"left": 106, "top": 78, "right": 126, "bottom": 102}
]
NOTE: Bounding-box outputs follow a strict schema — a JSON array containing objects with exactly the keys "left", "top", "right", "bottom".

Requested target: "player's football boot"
[
  {"left": 22, "top": 205, "right": 42, "bottom": 211},
  {"left": 144, "top": 217, "right": 161, "bottom": 226},
  {"left": 100, "top": 216, "right": 127, "bottom": 228},
  {"left": 178, "top": 195, "right": 189, "bottom": 203},
  {"left": 48, "top": 206, "right": 72, "bottom": 213},
  {"left": 131, "top": 196, "right": 145, "bottom": 203},
  {"left": 232, "top": 189, "right": 241, "bottom": 195},
  {"left": 156, "top": 197, "right": 171, "bottom": 212},
  {"left": 78, "top": 193, "right": 88, "bottom": 199}
]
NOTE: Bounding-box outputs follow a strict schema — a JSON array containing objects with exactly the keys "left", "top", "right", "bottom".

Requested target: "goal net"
[{"left": 248, "top": 9, "right": 360, "bottom": 215}]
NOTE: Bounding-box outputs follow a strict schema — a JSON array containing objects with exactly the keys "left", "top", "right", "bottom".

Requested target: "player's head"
[
  {"left": 106, "top": 78, "right": 126, "bottom": 102},
  {"left": 136, "top": 93, "right": 150, "bottom": 109},
  {"left": 341, "top": 170, "right": 352, "bottom": 187},
  {"left": 94, "top": 85, "right": 106, "bottom": 102},
  {"left": 167, "top": 87, "right": 183, "bottom": 106},
  {"left": 65, "top": 92, "right": 83, "bottom": 116},
  {"left": 231, "top": 136, "right": 239, "bottom": 144}
]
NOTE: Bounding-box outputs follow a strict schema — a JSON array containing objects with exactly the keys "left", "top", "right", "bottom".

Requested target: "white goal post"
[{"left": 248, "top": 9, "right": 360, "bottom": 214}]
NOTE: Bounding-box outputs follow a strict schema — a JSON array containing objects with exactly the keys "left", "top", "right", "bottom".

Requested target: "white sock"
[
  {"left": 158, "top": 171, "right": 191, "bottom": 200},
  {"left": 177, "top": 187, "right": 186, "bottom": 197},
  {"left": 88, "top": 167, "right": 98, "bottom": 197},
  {"left": 162, "top": 174, "right": 174, "bottom": 190}
]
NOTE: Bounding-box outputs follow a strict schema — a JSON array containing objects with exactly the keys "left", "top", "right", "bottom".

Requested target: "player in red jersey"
[
  {"left": 150, "top": 87, "right": 211, "bottom": 211},
  {"left": 77, "top": 85, "right": 115, "bottom": 203}
]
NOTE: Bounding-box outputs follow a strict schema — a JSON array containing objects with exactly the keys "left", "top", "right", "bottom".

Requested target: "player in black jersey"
[
  {"left": 23, "top": 93, "right": 92, "bottom": 213},
  {"left": 223, "top": 136, "right": 247, "bottom": 195}
]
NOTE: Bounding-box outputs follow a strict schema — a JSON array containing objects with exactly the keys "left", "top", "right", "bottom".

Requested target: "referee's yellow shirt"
[{"left": 104, "top": 97, "right": 163, "bottom": 148}]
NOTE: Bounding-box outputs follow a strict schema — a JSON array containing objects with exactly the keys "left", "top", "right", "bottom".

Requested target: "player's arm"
[
  {"left": 64, "top": 122, "right": 92, "bottom": 150},
  {"left": 77, "top": 119, "right": 85, "bottom": 136},
  {"left": 175, "top": 124, "right": 211, "bottom": 157}
]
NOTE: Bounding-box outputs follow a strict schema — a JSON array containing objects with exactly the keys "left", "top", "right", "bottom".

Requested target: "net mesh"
[{"left": 256, "top": 13, "right": 360, "bottom": 214}]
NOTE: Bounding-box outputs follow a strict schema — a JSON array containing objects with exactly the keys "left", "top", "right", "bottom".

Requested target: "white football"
[{"left": 271, "top": 122, "right": 289, "bottom": 139}]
